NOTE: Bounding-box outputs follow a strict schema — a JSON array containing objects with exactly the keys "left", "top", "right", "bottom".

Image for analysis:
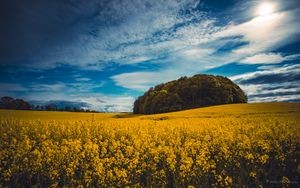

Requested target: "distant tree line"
[
  {"left": 134, "top": 74, "right": 248, "bottom": 114},
  {"left": 0, "top": 96, "right": 97, "bottom": 112},
  {"left": 0, "top": 96, "right": 31, "bottom": 110}
]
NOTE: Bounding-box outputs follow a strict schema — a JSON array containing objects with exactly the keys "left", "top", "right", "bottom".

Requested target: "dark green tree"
[{"left": 133, "top": 74, "right": 247, "bottom": 114}]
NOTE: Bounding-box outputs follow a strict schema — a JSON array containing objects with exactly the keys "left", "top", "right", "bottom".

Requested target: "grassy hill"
[
  {"left": 1, "top": 102, "right": 299, "bottom": 121},
  {"left": 130, "top": 102, "right": 300, "bottom": 120},
  {"left": 0, "top": 102, "right": 299, "bottom": 187}
]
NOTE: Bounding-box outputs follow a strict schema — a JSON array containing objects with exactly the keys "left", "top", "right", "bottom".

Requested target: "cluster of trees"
[
  {"left": 0, "top": 96, "right": 97, "bottom": 112},
  {"left": 0, "top": 96, "right": 31, "bottom": 110},
  {"left": 134, "top": 74, "right": 247, "bottom": 114}
]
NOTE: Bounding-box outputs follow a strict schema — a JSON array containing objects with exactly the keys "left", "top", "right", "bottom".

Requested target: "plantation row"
[{"left": 0, "top": 116, "right": 299, "bottom": 187}]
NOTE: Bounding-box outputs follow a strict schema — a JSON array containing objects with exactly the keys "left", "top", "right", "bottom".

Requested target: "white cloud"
[
  {"left": 75, "top": 77, "right": 91, "bottom": 82},
  {"left": 240, "top": 53, "right": 300, "bottom": 64},
  {"left": 230, "top": 64, "right": 300, "bottom": 102},
  {"left": 216, "top": 11, "right": 299, "bottom": 55},
  {"left": 74, "top": 95, "right": 135, "bottom": 112},
  {"left": 126, "top": 56, "right": 151, "bottom": 64},
  {"left": 182, "top": 48, "right": 214, "bottom": 58},
  {"left": 239, "top": 82, "right": 300, "bottom": 96},
  {"left": 249, "top": 95, "right": 300, "bottom": 102},
  {"left": 240, "top": 53, "right": 284, "bottom": 64},
  {"left": 285, "top": 54, "right": 300, "bottom": 61},
  {"left": 257, "top": 65, "right": 280, "bottom": 70},
  {"left": 112, "top": 72, "right": 168, "bottom": 91},
  {"left": 230, "top": 64, "right": 300, "bottom": 83}
]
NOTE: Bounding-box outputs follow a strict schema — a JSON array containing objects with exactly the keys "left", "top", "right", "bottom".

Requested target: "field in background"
[{"left": 0, "top": 102, "right": 299, "bottom": 187}]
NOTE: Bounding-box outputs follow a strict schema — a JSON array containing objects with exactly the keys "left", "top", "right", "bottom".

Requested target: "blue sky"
[{"left": 0, "top": 0, "right": 300, "bottom": 111}]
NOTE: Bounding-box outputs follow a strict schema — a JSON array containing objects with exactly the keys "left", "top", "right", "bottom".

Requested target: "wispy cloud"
[
  {"left": 249, "top": 94, "right": 300, "bottom": 103},
  {"left": 75, "top": 77, "right": 91, "bottom": 82},
  {"left": 231, "top": 64, "right": 300, "bottom": 84},
  {"left": 231, "top": 64, "right": 300, "bottom": 102},
  {"left": 240, "top": 53, "right": 300, "bottom": 64}
]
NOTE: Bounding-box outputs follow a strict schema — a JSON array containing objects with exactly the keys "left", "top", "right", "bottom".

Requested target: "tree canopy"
[{"left": 133, "top": 74, "right": 247, "bottom": 114}]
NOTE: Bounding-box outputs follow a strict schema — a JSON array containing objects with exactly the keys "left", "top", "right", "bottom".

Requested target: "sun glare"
[{"left": 257, "top": 2, "right": 275, "bottom": 16}]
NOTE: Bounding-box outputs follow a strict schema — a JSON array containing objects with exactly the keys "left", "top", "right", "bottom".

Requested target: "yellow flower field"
[{"left": 0, "top": 103, "right": 299, "bottom": 187}]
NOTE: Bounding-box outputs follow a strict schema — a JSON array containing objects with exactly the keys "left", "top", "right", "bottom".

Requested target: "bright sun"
[{"left": 257, "top": 2, "right": 275, "bottom": 16}]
